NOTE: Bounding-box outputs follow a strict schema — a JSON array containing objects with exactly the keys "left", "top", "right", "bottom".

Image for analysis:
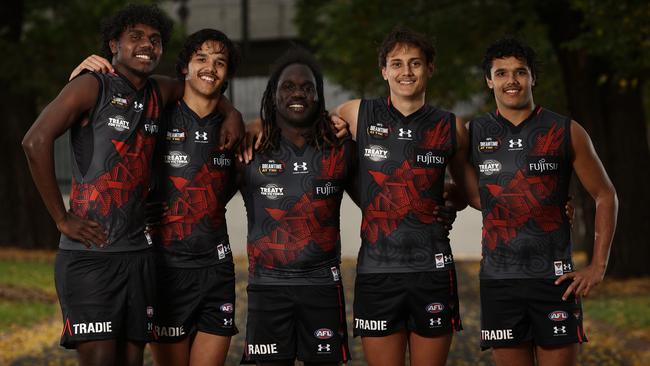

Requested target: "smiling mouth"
[
  {"left": 288, "top": 103, "right": 306, "bottom": 112},
  {"left": 135, "top": 54, "right": 153, "bottom": 61},
  {"left": 199, "top": 74, "right": 216, "bottom": 83},
  {"left": 504, "top": 88, "right": 521, "bottom": 95},
  {"left": 398, "top": 80, "right": 416, "bottom": 85}
]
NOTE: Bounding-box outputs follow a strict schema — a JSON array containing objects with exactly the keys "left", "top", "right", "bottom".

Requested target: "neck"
[
  {"left": 497, "top": 100, "right": 536, "bottom": 125},
  {"left": 389, "top": 91, "right": 426, "bottom": 116},
  {"left": 113, "top": 63, "right": 148, "bottom": 90},
  {"left": 183, "top": 87, "right": 220, "bottom": 118},
  {"left": 276, "top": 117, "right": 310, "bottom": 148}
]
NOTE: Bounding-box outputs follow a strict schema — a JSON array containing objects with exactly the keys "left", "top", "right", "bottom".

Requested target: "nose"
[
  {"left": 507, "top": 72, "right": 519, "bottom": 85},
  {"left": 404, "top": 64, "right": 414, "bottom": 76}
]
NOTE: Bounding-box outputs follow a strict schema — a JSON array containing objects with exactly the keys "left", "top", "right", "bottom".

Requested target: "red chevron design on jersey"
[
  {"left": 483, "top": 123, "right": 565, "bottom": 250},
  {"left": 70, "top": 129, "right": 156, "bottom": 217},
  {"left": 362, "top": 119, "right": 450, "bottom": 245},
  {"left": 249, "top": 146, "right": 346, "bottom": 271},
  {"left": 157, "top": 163, "right": 230, "bottom": 245}
]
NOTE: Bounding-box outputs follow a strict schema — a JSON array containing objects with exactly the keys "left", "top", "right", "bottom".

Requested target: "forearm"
[
  {"left": 590, "top": 188, "right": 618, "bottom": 269},
  {"left": 22, "top": 139, "right": 68, "bottom": 227}
]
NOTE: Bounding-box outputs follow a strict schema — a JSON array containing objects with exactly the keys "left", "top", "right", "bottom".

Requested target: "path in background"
[{"left": 226, "top": 192, "right": 484, "bottom": 259}]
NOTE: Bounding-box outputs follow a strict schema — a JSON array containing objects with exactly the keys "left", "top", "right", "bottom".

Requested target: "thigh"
[
  {"left": 196, "top": 261, "right": 238, "bottom": 337},
  {"left": 353, "top": 273, "right": 407, "bottom": 337},
  {"left": 408, "top": 332, "right": 453, "bottom": 366},
  {"left": 154, "top": 266, "right": 202, "bottom": 342},
  {"left": 360, "top": 330, "right": 407, "bottom": 366},
  {"left": 56, "top": 250, "right": 128, "bottom": 349},
  {"left": 242, "top": 285, "right": 295, "bottom": 363},
  {"left": 526, "top": 279, "right": 586, "bottom": 347},
  {"left": 295, "top": 285, "right": 350, "bottom": 364},
  {"left": 189, "top": 331, "right": 232, "bottom": 366},
  {"left": 535, "top": 343, "right": 578, "bottom": 366},
  {"left": 480, "top": 280, "right": 531, "bottom": 349},
  {"left": 406, "top": 270, "right": 462, "bottom": 337},
  {"left": 150, "top": 339, "right": 190, "bottom": 366},
  {"left": 491, "top": 341, "right": 535, "bottom": 366},
  {"left": 125, "top": 249, "right": 157, "bottom": 344}
]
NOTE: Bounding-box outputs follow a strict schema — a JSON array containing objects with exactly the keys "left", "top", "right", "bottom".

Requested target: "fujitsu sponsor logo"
[
  {"left": 314, "top": 180, "right": 341, "bottom": 198},
  {"left": 107, "top": 115, "right": 130, "bottom": 132},
  {"left": 213, "top": 153, "right": 232, "bottom": 168},
  {"left": 364, "top": 145, "right": 389, "bottom": 162},
  {"left": 415, "top": 149, "right": 445, "bottom": 167},
  {"left": 144, "top": 123, "right": 159, "bottom": 134},
  {"left": 479, "top": 159, "right": 501, "bottom": 175},
  {"left": 528, "top": 156, "right": 560, "bottom": 175},
  {"left": 164, "top": 151, "right": 190, "bottom": 168},
  {"left": 260, "top": 183, "right": 284, "bottom": 200},
  {"left": 548, "top": 310, "right": 569, "bottom": 322}
]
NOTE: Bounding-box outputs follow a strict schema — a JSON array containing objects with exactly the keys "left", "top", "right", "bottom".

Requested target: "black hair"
[
  {"left": 175, "top": 28, "right": 240, "bottom": 80},
  {"left": 258, "top": 47, "right": 338, "bottom": 153},
  {"left": 482, "top": 37, "right": 538, "bottom": 80},
  {"left": 100, "top": 4, "right": 173, "bottom": 59},
  {"left": 378, "top": 27, "right": 435, "bottom": 68}
]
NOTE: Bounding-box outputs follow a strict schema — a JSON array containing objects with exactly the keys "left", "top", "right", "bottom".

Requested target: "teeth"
[
  {"left": 200, "top": 75, "right": 215, "bottom": 82},
  {"left": 399, "top": 80, "right": 414, "bottom": 84},
  {"left": 289, "top": 104, "right": 304, "bottom": 108},
  {"left": 136, "top": 54, "right": 151, "bottom": 60}
]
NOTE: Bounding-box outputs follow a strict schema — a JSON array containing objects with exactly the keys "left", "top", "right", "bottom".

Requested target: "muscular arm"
[
  {"left": 333, "top": 99, "right": 361, "bottom": 141},
  {"left": 452, "top": 120, "right": 481, "bottom": 210},
  {"left": 446, "top": 117, "right": 471, "bottom": 211},
  {"left": 22, "top": 75, "right": 107, "bottom": 247},
  {"left": 556, "top": 120, "right": 618, "bottom": 299}
]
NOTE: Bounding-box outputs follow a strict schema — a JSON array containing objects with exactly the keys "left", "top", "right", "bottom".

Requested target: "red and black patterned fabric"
[
  {"left": 356, "top": 97, "right": 456, "bottom": 274},
  {"left": 470, "top": 106, "right": 574, "bottom": 279}
]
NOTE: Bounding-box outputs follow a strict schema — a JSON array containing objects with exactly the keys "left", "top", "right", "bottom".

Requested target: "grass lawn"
[
  {"left": 0, "top": 301, "right": 57, "bottom": 329},
  {"left": 0, "top": 260, "right": 54, "bottom": 294}
]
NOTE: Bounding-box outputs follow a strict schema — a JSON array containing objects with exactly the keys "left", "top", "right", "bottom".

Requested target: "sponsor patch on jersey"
[
  {"left": 164, "top": 151, "right": 190, "bottom": 168},
  {"left": 166, "top": 128, "right": 186, "bottom": 142},
  {"left": 260, "top": 183, "right": 284, "bottom": 200},
  {"left": 313, "top": 179, "right": 342, "bottom": 199},
  {"left": 368, "top": 122, "right": 389, "bottom": 139},
  {"left": 211, "top": 152, "right": 233, "bottom": 169},
  {"left": 507, "top": 138, "right": 524, "bottom": 151},
  {"left": 479, "top": 159, "right": 501, "bottom": 175},
  {"left": 397, "top": 127, "right": 413, "bottom": 140},
  {"left": 144, "top": 122, "right": 159, "bottom": 135},
  {"left": 194, "top": 130, "right": 209, "bottom": 143},
  {"left": 330, "top": 266, "right": 340, "bottom": 281},
  {"left": 435, "top": 253, "right": 445, "bottom": 268},
  {"left": 364, "top": 144, "right": 389, "bottom": 162},
  {"left": 220, "top": 303, "right": 234, "bottom": 314},
  {"left": 554, "top": 261, "right": 564, "bottom": 276},
  {"left": 426, "top": 302, "right": 445, "bottom": 313},
  {"left": 133, "top": 100, "right": 144, "bottom": 112},
  {"left": 314, "top": 328, "right": 334, "bottom": 340},
  {"left": 414, "top": 148, "right": 446, "bottom": 168},
  {"left": 527, "top": 156, "right": 560, "bottom": 176},
  {"left": 107, "top": 115, "right": 130, "bottom": 132},
  {"left": 259, "top": 160, "right": 285, "bottom": 175},
  {"left": 110, "top": 94, "right": 129, "bottom": 109},
  {"left": 478, "top": 137, "right": 501, "bottom": 153},
  {"left": 481, "top": 328, "right": 514, "bottom": 341},
  {"left": 146, "top": 306, "right": 154, "bottom": 318},
  {"left": 292, "top": 161, "right": 309, "bottom": 174},
  {"left": 548, "top": 310, "right": 569, "bottom": 322}
]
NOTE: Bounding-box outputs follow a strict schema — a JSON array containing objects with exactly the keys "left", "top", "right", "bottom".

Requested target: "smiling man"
[
  {"left": 467, "top": 37, "right": 618, "bottom": 366},
  {"left": 238, "top": 49, "right": 355, "bottom": 366},
  {"left": 22, "top": 4, "right": 173, "bottom": 366}
]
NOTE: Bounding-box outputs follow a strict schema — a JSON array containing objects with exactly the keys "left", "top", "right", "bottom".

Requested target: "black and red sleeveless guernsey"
[
  {"left": 241, "top": 137, "right": 354, "bottom": 285},
  {"left": 150, "top": 100, "right": 236, "bottom": 268},
  {"left": 61, "top": 71, "right": 162, "bottom": 252},
  {"left": 470, "top": 106, "right": 574, "bottom": 279},
  {"left": 356, "top": 97, "right": 456, "bottom": 274}
]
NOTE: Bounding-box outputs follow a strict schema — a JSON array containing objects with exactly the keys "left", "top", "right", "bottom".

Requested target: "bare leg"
[
  {"left": 189, "top": 331, "right": 231, "bottom": 366},
  {"left": 77, "top": 340, "right": 118, "bottom": 366},
  {"left": 536, "top": 343, "right": 577, "bottom": 366},
  {"left": 256, "top": 360, "right": 294, "bottom": 366},
  {"left": 361, "top": 329, "right": 408, "bottom": 366},
  {"left": 491, "top": 342, "right": 535, "bottom": 366},
  {"left": 151, "top": 337, "right": 190, "bottom": 366},
  {"left": 408, "top": 332, "right": 452, "bottom": 366}
]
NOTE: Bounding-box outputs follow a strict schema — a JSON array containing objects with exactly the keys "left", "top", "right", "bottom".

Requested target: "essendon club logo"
[
  {"left": 314, "top": 328, "right": 334, "bottom": 339},
  {"left": 426, "top": 303, "right": 445, "bottom": 314},
  {"left": 548, "top": 310, "right": 569, "bottom": 322}
]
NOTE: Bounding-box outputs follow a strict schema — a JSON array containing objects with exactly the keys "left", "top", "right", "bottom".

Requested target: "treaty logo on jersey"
[
  {"left": 364, "top": 145, "right": 389, "bottom": 162},
  {"left": 479, "top": 159, "right": 501, "bottom": 175},
  {"left": 164, "top": 151, "right": 190, "bottom": 168},
  {"left": 107, "top": 115, "right": 130, "bottom": 132},
  {"left": 260, "top": 183, "right": 284, "bottom": 200}
]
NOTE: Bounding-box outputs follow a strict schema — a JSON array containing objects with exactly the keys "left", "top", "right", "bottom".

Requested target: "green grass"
[
  {"left": 0, "top": 260, "right": 54, "bottom": 294},
  {"left": 0, "top": 301, "right": 57, "bottom": 328},
  {"left": 586, "top": 295, "right": 650, "bottom": 329}
]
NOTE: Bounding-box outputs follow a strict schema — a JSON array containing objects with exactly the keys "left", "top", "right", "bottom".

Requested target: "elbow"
[{"left": 22, "top": 133, "right": 37, "bottom": 156}]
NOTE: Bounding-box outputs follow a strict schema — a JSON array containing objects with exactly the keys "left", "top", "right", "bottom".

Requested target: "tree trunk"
[{"left": 537, "top": 0, "right": 650, "bottom": 277}]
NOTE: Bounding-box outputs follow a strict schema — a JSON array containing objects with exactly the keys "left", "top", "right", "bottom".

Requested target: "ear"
[
  {"left": 381, "top": 66, "right": 388, "bottom": 81},
  {"left": 109, "top": 39, "right": 118, "bottom": 55},
  {"left": 182, "top": 67, "right": 189, "bottom": 79},
  {"left": 531, "top": 76, "right": 536, "bottom": 87},
  {"left": 486, "top": 76, "right": 494, "bottom": 89}
]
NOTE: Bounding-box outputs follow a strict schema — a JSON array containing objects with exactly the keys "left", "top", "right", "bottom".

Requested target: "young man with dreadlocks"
[
  {"left": 24, "top": 5, "right": 242, "bottom": 366},
  {"left": 464, "top": 37, "right": 617, "bottom": 366},
  {"left": 330, "top": 27, "right": 469, "bottom": 366},
  {"left": 237, "top": 48, "right": 354, "bottom": 365}
]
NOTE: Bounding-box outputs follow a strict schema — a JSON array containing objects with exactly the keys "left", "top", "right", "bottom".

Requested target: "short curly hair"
[
  {"left": 482, "top": 37, "right": 538, "bottom": 81},
  {"left": 100, "top": 4, "right": 173, "bottom": 60},
  {"left": 378, "top": 27, "right": 435, "bottom": 69},
  {"left": 175, "top": 28, "right": 240, "bottom": 80}
]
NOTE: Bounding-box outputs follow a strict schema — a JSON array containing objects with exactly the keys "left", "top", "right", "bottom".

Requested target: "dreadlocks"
[{"left": 258, "top": 47, "right": 339, "bottom": 153}]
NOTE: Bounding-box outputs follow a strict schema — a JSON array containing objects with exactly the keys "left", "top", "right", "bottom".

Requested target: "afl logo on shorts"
[
  {"left": 426, "top": 303, "right": 445, "bottom": 313},
  {"left": 146, "top": 306, "right": 154, "bottom": 318},
  {"left": 314, "top": 328, "right": 334, "bottom": 339},
  {"left": 548, "top": 310, "right": 568, "bottom": 322},
  {"left": 220, "top": 303, "right": 234, "bottom": 314}
]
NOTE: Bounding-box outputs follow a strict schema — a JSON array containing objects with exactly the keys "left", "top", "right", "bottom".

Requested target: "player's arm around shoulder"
[
  {"left": 555, "top": 120, "right": 618, "bottom": 300},
  {"left": 22, "top": 74, "right": 107, "bottom": 247},
  {"left": 332, "top": 99, "right": 361, "bottom": 141},
  {"left": 448, "top": 117, "right": 480, "bottom": 210},
  {"left": 151, "top": 74, "right": 184, "bottom": 107}
]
